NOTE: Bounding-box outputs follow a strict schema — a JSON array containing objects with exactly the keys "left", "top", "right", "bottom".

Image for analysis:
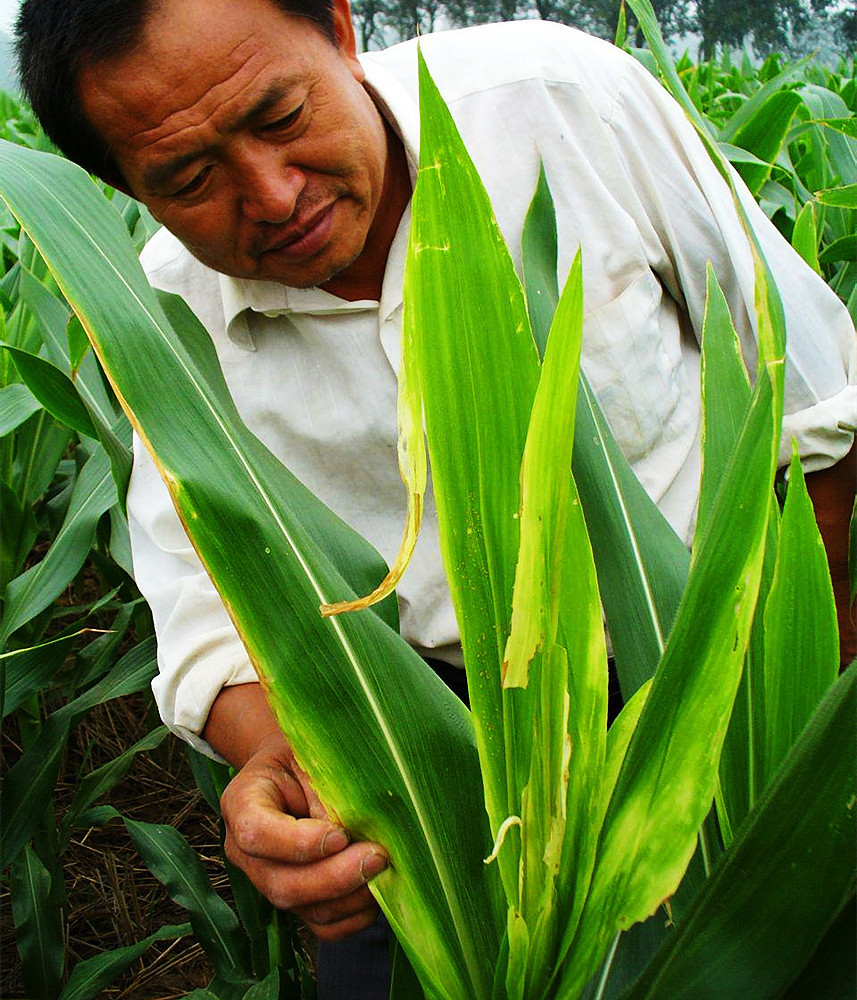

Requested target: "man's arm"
[
  {"left": 805, "top": 443, "right": 856, "bottom": 667},
  {"left": 203, "top": 683, "right": 388, "bottom": 941}
]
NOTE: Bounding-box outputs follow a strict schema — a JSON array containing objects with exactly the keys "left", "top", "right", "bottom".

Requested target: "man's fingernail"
[
  {"left": 321, "top": 829, "right": 349, "bottom": 855},
  {"left": 360, "top": 850, "right": 388, "bottom": 881}
]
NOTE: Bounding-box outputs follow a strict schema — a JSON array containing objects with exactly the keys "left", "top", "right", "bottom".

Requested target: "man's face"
[{"left": 78, "top": 0, "right": 401, "bottom": 295}]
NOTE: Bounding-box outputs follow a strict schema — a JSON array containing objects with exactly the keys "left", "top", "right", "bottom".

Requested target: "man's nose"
[{"left": 237, "top": 148, "right": 305, "bottom": 224}]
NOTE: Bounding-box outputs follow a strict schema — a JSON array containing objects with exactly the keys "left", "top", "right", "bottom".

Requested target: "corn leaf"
[
  {"left": 0, "top": 381, "right": 41, "bottom": 434},
  {"left": 0, "top": 638, "right": 158, "bottom": 870},
  {"left": 814, "top": 183, "right": 857, "bottom": 209},
  {"left": 779, "top": 903, "right": 856, "bottom": 1000},
  {"left": 819, "top": 235, "right": 857, "bottom": 264},
  {"left": 1, "top": 344, "right": 98, "bottom": 439},
  {"left": 505, "top": 254, "right": 608, "bottom": 996},
  {"left": 58, "top": 923, "right": 191, "bottom": 1000},
  {"left": 716, "top": 58, "right": 810, "bottom": 143},
  {"left": 696, "top": 265, "right": 765, "bottom": 844},
  {"left": 557, "top": 119, "right": 787, "bottom": 997},
  {"left": 816, "top": 116, "right": 857, "bottom": 139},
  {"left": 729, "top": 91, "right": 803, "bottom": 195},
  {"left": 762, "top": 449, "right": 839, "bottom": 780},
  {"left": 791, "top": 201, "right": 821, "bottom": 273},
  {"left": 103, "top": 809, "right": 253, "bottom": 983},
  {"left": 1, "top": 633, "right": 80, "bottom": 717},
  {"left": 521, "top": 163, "right": 558, "bottom": 360},
  {"left": 0, "top": 446, "right": 116, "bottom": 645},
  {"left": 58, "top": 725, "right": 171, "bottom": 849},
  {"left": 617, "top": 665, "right": 857, "bottom": 1000},
  {"left": 0, "top": 137, "right": 504, "bottom": 1000},
  {"left": 519, "top": 162, "right": 688, "bottom": 701},
  {"left": 404, "top": 49, "right": 540, "bottom": 909},
  {"left": 9, "top": 844, "right": 65, "bottom": 1000}
]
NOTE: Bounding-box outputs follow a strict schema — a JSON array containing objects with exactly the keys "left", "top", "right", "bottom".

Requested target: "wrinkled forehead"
[{"left": 77, "top": 0, "right": 331, "bottom": 148}]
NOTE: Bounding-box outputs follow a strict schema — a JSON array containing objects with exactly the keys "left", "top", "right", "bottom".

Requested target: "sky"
[{"left": 0, "top": 0, "right": 19, "bottom": 34}]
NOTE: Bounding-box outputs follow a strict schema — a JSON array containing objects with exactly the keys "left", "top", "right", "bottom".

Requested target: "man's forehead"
[{"left": 79, "top": 6, "right": 321, "bottom": 147}]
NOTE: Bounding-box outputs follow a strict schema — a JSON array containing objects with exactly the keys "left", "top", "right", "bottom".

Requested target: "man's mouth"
[{"left": 256, "top": 203, "right": 336, "bottom": 262}]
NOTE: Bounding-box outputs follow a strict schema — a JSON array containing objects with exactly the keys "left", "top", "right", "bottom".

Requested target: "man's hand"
[{"left": 204, "top": 685, "right": 388, "bottom": 941}]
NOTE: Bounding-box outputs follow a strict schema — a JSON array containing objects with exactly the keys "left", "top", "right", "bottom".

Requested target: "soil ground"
[{"left": 1, "top": 692, "right": 219, "bottom": 998}]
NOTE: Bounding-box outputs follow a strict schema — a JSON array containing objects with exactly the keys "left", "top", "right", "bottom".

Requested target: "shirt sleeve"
[
  {"left": 604, "top": 52, "right": 856, "bottom": 471},
  {"left": 128, "top": 433, "right": 257, "bottom": 760}
]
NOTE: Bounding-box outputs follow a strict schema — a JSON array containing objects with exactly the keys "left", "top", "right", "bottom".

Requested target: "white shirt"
[{"left": 129, "top": 21, "right": 857, "bottom": 758}]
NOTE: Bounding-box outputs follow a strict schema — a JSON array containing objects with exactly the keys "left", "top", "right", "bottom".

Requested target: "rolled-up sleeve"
[{"left": 128, "top": 434, "right": 256, "bottom": 759}]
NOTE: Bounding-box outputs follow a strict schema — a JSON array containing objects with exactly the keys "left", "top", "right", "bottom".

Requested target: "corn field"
[{"left": 1, "top": 5, "right": 855, "bottom": 1000}]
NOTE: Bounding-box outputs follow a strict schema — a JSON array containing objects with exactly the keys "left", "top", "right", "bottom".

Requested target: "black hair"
[{"left": 15, "top": 0, "right": 337, "bottom": 187}]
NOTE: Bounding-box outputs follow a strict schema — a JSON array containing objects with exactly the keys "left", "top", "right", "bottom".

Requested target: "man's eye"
[
  {"left": 265, "top": 104, "right": 304, "bottom": 132},
  {"left": 174, "top": 167, "right": 211, "bottom": 198}
]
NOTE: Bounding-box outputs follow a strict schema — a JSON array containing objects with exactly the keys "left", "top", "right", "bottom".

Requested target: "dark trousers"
[{"left": 316, "top": 917, "right": 391, "bottom": 1000}]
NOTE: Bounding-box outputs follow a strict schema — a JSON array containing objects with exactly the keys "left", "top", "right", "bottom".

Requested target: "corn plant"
[
  {"left": 0, "top": 96, "right": 315, "bottom": 1000},
  {"left": 638, "top": 41, "right": 857, "bottom": 319},
  {"left": 1, "top": 4, "right": 854, "bottom": 998}
]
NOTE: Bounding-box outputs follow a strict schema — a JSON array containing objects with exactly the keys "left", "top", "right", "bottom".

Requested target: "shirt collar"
[{"left": 220, "top": 53, "right": 420, "bottom": 349}]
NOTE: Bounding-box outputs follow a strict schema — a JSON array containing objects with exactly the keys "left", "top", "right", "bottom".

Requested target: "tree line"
[{"left": 352, "top": 0, "right": 857, "bottom": 59}]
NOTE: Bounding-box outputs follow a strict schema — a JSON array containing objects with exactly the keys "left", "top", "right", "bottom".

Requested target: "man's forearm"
[
  {"left": 805, "top": 442, "right": 856, "bottom": 667},
  {"left": 203, "top": 682, "right": 286, "bottom": 767}
]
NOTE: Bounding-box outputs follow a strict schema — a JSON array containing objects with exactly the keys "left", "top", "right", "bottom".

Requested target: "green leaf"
[
  {"left": 791, "top": 201, "right": 821, "bottom": 273},
  {"left": 15, "top": 264, "right": 71, "bottom": 370},
  {"left": 1, "top": 631, "right": 79, "bottom": 717},
  {"left": 716, "top": 58, "right": 810, "bottom": 144},
  {"left": 59, "top": 725, "right": 170, "bottom": 848},
  {"left": 120, "top": 815, "right": 252, "bottom": 982},
  {"left": 0, "top": 446, "right": 117, "bottom": 644},
  {"left": 814, "top": 183, "right": 857, "bottom": 209},
  {"left": 1, "top": 344, "right": 98, "bottom": 439},
  {"left": 0, "top": 381, "right": 41, "bottom": 434},
  {"left": 819, "top": 235, "right": 857, "bottom": 264},
  {"left": 0, "top": 480, "right": 39, "bottom": 591},
  {"left": 696, "top": 266, "right": 762, "bottom": 843},
  {"left": 730, "top": 91, "right": 803, "bottom": 194},
  {"left": 779, "top": 901, "right": 856, "bottom": 1000},
  {"left": 814, "top": 116, "right": 857, "bottom": 139},
  {"left": 560, "top": 221, "right": 785, "bottom": 1000},
  {"left": 0, "top": 135, "right": 503, "bottom": 1000},
  {"left": 9, "top": 844, "right": 65, "bottom": 1000},
  {"left": 762, "top": 449, "right": 839, "bottom": 781},
  {"left": 521, "top": 163, "right": 558, "bottom": 359},
  {"left": 518, "top": 161, "right": 688, "bottom": 703},
  {"left": 242, "top": 970, "right": 282, "bottom": 1000},
  {"left": 66, "top": 314, "right": 91, "bottom": 373},
  {"left": 518, "top": 162, "right": 688, "bottom": 701},
  {"left": 503, "top": 253, "right": 608, "bottom": 989},
  {"left": 59, "top": 923, "right": 191, "bottom": 1000},
  {"left": 406, "top": 48, "right": 540, "bottom": 910},
  {"left": 696, "top": 266, "right": 752, "bottom": 547},
  {"left": 10, "top": 407, "right": 72, "bottom": 508},
  {"left": 617, "top": 665, "right": 857, "bottom": 1000},
  {"left": 0, "top": 639, "right": 157, "bottom": 869},
  {"left": 390, "top": 936, "right": 427, "bottom": 1000}
]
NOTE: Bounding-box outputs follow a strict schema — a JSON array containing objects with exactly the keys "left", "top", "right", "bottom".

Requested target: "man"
[{"left": 16, "top": 0, "right": 856, "bottom": 995}]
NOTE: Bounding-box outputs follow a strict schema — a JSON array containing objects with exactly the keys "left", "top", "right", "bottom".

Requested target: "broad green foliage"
[
  {"left": 0, "top": 100, "right": 310, "bottom": 1000},
  {"left": 659, "top": 46, "right": 857, "bottom": 321},
  {"left": 2, "top": 10, "right": 855, "bottom": 1000}
]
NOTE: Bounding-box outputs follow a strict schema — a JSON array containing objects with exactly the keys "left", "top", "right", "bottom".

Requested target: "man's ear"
[{"left": 330, "top": 0, "right": 363, "bottom": 79}]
